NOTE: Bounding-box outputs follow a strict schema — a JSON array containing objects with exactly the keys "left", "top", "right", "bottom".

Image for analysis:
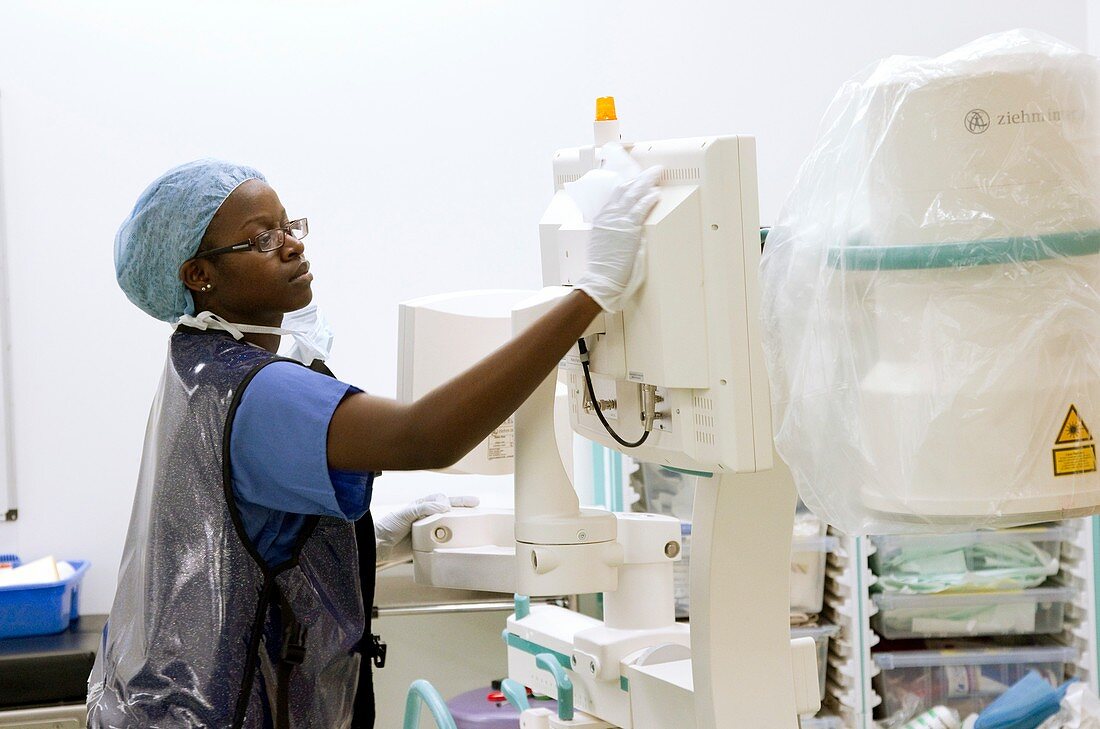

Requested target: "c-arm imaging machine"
[
  {"left": 401, "top": 37, "right": 1100, "bottom": 726},
  {"left": 399, "top": 130, "right": 818, "bottom": 727}
]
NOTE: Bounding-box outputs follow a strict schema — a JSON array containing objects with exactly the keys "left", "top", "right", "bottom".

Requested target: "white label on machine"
[
  {"left": 488, "top": 417, "right": 515, "bottom": 460},
  {"left": 560, "top": 352, "right": 583, "bottom": 370}
]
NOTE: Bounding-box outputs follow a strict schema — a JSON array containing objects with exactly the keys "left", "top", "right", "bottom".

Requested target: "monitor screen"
[{"left": 541, "top": 135, "right": 773, "bottom": 475}]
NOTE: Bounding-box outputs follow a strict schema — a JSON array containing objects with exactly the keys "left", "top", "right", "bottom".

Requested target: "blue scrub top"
[{"left": 229, "top": 361, "right": 373, "bottom": 566}]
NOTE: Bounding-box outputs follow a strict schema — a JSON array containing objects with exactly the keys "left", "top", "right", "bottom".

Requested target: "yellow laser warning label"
[
  {"left": 1053, "top": 444, "right": 1097, "bottom": 477},
  {"left": 1056, "top": 404, "right": 1092, "bottom": 444}
]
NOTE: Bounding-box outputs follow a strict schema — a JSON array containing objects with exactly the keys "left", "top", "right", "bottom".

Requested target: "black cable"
[{"left": 577, "top": 338, "right": 650, "bottom": 449}]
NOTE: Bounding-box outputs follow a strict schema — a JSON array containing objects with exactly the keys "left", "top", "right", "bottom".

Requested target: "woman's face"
[{"left": 180, "top": 179, "right": 312, "bottom": 325}]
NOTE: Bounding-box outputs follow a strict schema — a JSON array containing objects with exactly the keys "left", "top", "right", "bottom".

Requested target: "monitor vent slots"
[
  {"left": 694, "top": 396, "right": 716, "bottom": 445},
  {"left": 660, "top": 167, "right": 701, "bottom": 183},
  {"left": 555, "top": 168, "right": 698, "bottom": 190}
]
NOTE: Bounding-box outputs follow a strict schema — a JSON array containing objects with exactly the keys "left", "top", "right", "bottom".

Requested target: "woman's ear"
[{"left": 179, "top": 258, "right": 212, "bottom": 293}]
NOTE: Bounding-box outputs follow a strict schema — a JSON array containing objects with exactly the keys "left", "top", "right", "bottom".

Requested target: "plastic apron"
[{"left": 88, "top": 328, "right": 376, "bottom": 728}]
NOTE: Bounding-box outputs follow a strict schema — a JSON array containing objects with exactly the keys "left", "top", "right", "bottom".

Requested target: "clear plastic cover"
[{"left": 760, "top": 30, "right": 1100, "bottom": 534}]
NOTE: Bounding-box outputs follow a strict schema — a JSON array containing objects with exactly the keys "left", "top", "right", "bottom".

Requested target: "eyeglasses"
[{"left": 193, "top": 218, "right": 309, "bottom": 259}]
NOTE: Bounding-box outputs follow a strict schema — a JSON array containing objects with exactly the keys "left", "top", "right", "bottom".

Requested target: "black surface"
[{"left": 0, "top": 614, "right": 105, "bottom": 709}]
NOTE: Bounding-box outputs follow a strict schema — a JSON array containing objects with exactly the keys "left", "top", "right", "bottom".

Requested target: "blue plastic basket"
[{"left": 0, "top": 560, "right": 90, "bottom": 639}]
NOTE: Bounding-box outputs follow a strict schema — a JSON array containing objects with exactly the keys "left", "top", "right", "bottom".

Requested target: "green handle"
[
  {"left": 402, "top": 679, "right": 457, "bottom": 729},
  {"left": 535, "top": 652, "right": 574, "bottom": 721},
  {"left": 500, "top": 678, "right": 531, "bottom": 712}
]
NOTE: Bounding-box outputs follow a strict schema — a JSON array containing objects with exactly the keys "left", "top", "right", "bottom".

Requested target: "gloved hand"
[
  {"left": 574, "top": 166, "right": 663, "bottom": 312},
  {"left": 374, "top": 493, "right": 480, "bottom": 570}
]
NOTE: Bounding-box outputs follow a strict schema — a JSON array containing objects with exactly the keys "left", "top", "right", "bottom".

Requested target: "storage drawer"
[
  {"left": 873, "top": 640, "right": 1076, "bottom": 719},
  {"left": 871, "top": 586, "right": 1074, "bottom": 639},
  {"left": 869, "top": 525, "right": 1069, "bottom": 594}
]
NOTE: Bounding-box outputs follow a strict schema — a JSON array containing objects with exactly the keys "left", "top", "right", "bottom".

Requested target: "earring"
[{"left": 200, "top": 283, "right": 213, "bottom": 292}]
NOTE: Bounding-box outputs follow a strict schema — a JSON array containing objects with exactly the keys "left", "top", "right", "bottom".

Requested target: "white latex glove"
[
  {"left": 574, "top": 165, "right": 663, "bottom": 312},
  {"left": 374, "top": 493, "right": 480, "bottom": 570}
]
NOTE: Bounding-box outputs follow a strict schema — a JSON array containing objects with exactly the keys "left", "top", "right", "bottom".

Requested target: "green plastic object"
[
  {"left": 610, "top": 447, "right": 624, "bottom": 512},
  {"left": 402, "top": 679, "right": 458, "bottom": 729},
  {"left": 662, "top": 465, "right": 714, "bottom": 479},
  {"left": 514, "top": 594, "right": 531, "bottom": 620},
  {"left": 535, "top": 652, "right": 574, "bottom": 721},
  {"left": 592, "top": 442, "right": 607, "bottom": 508},
  {"left": 501, "top": 678, "right": 531, "bottom": 712},
  {"left": 505, "top": 632, "right": 571, "bottom": 669},
  {"left": 827, "top": 230, "right": 1100, "bottom": 271}
]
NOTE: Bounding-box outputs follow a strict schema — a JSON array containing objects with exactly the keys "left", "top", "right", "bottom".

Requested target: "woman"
[{"left": 87, "top": 158, "right": 659, "bottom": 728}]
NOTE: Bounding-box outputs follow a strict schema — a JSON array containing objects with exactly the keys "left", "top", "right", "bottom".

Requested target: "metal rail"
[{"left": 374, "top": 597, "right": 569, "bottom": 618}]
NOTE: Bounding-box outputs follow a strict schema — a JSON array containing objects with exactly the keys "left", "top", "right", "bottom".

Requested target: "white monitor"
[
  {"left": 540, "top": 136, "right": 772, "bottom": 475},
  {"left": 396, "top": 289, "right": 536, "bottom": 475}
]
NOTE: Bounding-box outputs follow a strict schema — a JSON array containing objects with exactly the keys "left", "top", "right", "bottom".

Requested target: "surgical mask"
[
  {"left": 277, "top": 303, "right": 334, "bottom": 365},
  {"left": 177, "top": 306, "right": 335, "bottom": 365}
]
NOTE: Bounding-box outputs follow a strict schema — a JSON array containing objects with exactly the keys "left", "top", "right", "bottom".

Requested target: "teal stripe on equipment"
[
  {"left": 611, "top": 450, "right": 623, "bottom": 512},
  {"left": 505, "top": 632, "right": 571, "bottom": 670},
  {"left": 592, "top": 442, "right": 607, "bottom": 508},
  {"left": 827, "top": 230, "right": 1100, "bottom": 271},
  {"left": 662, "top": 465, "right": 714, "bottom": 478}
]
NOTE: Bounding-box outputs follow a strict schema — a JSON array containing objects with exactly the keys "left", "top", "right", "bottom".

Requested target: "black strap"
[
  {"left": 231, "top": 579, "right": 276, "bottom": 728},
  {"left": 369, "top": 634, "right": 387, "bottom": 669},
  {"left": 351, "top": 511, "right": 378, "bottom": 728},
  {"left": 276, "top": 589, "right": 307, "bottom": 729}
]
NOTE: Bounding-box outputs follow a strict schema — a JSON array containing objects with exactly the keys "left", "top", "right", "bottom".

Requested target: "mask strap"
[{"left": 177, "top": 311, "right": 292, "bottom": 340}]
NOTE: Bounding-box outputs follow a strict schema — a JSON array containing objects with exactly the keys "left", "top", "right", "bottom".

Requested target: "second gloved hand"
[
  {"left": 374, "top": 493, "right": 480, "bottom": 569},
  {"left": 574, "top": 166, "right": 662, "bottom": 312}
]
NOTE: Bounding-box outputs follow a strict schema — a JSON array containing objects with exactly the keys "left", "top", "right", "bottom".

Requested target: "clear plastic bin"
[
  {"left": 791, "top": 535, "right": 840, "bottom": 616},
  {"left": 872, "top": 586, "right": 1075, "bottom": 639},
  {"left": 873, "top": 640, "right": 1076, "bottom": 719},
  {"left": 800, "top": 716, "right": 844, "bottom": 729},
  {"left": 634, "top": 463, "right": 696, "bottom": 522},
  {"left": 792, "top": 622, "right": 841, "bottom": 701},
  {"left": 869, "top": 525, "right": 1071, "bottom": 594},
  {"left": 672, "top": 525, "right": 839, "bottom": 618}
]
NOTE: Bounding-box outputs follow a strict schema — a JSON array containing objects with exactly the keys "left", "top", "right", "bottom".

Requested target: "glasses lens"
[
  {"left": 288, "top": 219, "right": 308, "bottom": 240},
  {"left": 255, "top": 229, "right": 282, "bottom": 252}
]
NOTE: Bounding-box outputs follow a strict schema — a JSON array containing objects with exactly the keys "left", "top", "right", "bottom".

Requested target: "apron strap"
[
  {"left": 276, "top": 589, "right": 307, "bottom": 729},
  {"left": 351, "top": 511, "right": 378, "bottom": 728}
]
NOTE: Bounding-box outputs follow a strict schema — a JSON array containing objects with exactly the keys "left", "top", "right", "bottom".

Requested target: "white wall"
[
  {"left": 1092, "top": 4, "right": 1100, "bottom": 58},
  {"left": 0, "top": 1, "right": 1088, "bottom": 614}
]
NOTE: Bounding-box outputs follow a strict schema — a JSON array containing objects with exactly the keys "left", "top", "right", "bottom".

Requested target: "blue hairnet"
[{"left": 115, "top": 159, "right": 267, "bottom": 322}]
